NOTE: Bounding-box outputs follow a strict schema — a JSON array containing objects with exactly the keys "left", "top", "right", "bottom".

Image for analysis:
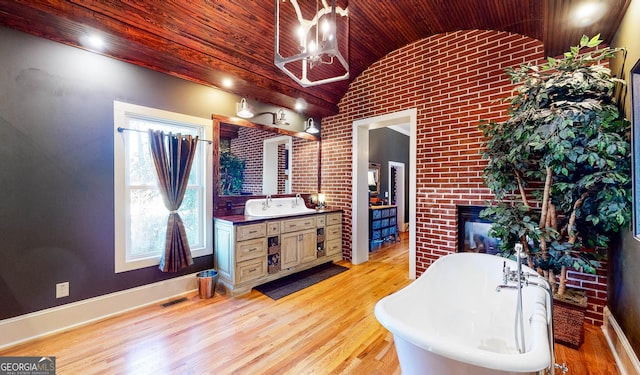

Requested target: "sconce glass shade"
[
  {"left": 274, "top": 109, "right": 290, "bottom": 126},
  {"left": 317, "top": 192, "right": 326, "bottom": 208},
  {"left": 236, "top": 98, "right": 254, "bottom": 118},
  {"left": 275, "top": 0, "right": 349, "bottom": 87},
  {"left": 305, "top": 118, "right": 319, "bottom": 134}
]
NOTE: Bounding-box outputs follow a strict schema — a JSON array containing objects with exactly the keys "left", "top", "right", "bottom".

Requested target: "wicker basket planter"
[{"left": 553, "top": 288, "right": 588, "bottom": 349}]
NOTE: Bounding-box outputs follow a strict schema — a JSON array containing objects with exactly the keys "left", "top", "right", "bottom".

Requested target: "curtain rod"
[{"left": 117, "top": 127, "right": 212, "bottom": 145}]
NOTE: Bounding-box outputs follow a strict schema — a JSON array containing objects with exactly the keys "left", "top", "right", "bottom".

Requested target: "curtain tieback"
[{"left": 169, "top": 210, "right": 179, "bottom": 214}]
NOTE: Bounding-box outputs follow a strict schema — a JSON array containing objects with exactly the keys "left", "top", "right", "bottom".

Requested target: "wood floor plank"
[{"left": 0, "top": 234, "right": 619, "bottom": 374}]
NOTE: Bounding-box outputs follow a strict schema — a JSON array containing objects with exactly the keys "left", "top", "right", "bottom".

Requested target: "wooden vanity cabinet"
[
  {"left": 281, "top": 216, "right": 317, "bottom": 268},
  {"left": 325, "top": 213, "right": 342, "bottom": 256},
  {"left": 214, "top": 211, "right": 342, "bottom": 295}
]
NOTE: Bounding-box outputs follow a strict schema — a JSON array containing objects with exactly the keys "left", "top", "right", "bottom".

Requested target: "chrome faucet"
[
  {"left": 262, "top": 194, "right": 272, "bottom": 209},
  {"left": 495, "top": 244, "right": 564, "bottom": 374},
  {"left": 293, "top": 193, "right": 302, "bottom": 207}
]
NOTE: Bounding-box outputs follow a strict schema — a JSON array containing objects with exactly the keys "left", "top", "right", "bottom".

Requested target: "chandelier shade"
[{"left": 275, "top": 0, "right": 349, "bottom": 87}]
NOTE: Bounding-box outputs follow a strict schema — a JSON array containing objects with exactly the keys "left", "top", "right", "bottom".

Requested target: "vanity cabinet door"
[
  {"left": 281, "top": 228, "right": 316, "bottom": 268},
  {"left": 281, "top": 232, "right": 300, "bottom": 269},
  {"left": 299, "top": 229, "right": 317, "bottom": 263}
]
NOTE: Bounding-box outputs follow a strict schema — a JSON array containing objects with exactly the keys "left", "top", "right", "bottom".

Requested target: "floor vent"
[{"left": 161, "top": 297, "right": 188, "bottom": 308}]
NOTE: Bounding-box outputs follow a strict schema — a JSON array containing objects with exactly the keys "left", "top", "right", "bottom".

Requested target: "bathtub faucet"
[
  {"left": 495, "top": 246, "right": 529, "bottom": 353},
  {"left": 502, "top": 261, "right": 510, "bottom": 285},
  {"left": 496, "top": 246, "right": 565, "bottom": 374},
  {"left": 497, "top": 264, "right": 528, "bottom": 291}
]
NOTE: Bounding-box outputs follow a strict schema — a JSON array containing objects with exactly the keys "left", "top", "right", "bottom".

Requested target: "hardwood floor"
[{"left": 1, "top": 234, "right": 619, "bottom": 374}]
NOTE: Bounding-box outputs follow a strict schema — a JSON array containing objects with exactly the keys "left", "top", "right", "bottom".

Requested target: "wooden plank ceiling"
[{"left": 0, "top": 0, "right": 631, "bottom": 119}]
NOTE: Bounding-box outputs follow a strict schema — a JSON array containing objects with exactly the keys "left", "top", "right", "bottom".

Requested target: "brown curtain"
[{"left": 148, "top": 129, "right": 199, "bottom": 272}]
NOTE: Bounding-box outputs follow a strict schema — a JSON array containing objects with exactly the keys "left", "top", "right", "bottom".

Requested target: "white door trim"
[
  {"left": 351, "top": 108, "right": 417, "bottom": 279},
  {"left": 389, "top": 161, "right": 406, "bottom": 232}
]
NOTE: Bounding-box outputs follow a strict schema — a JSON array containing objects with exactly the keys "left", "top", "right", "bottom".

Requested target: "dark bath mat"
[{"left": 254, "top": 262, "right": 349, "bottom": 300}]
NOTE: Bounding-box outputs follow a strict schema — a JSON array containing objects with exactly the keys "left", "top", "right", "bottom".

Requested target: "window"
[{"left": 114, "top": 101, "right": 212, "bottom": 273}]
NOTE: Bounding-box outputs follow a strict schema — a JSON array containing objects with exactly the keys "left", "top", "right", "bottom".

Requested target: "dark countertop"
[
  {"left": 214, "top": 208, "right": 342, "bottom": 225},
  {"left": 370, "top": 204, "right": 396, "bottom": 210}
]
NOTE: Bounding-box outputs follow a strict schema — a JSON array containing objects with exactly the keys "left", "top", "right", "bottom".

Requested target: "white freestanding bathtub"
[{"left": 375, "top": 252, "right": 550, "bottom": 375}]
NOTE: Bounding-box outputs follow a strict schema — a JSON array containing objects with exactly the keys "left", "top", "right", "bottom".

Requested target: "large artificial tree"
[{"left": 480, "top": 35, "right": 631, "bottom": 297}]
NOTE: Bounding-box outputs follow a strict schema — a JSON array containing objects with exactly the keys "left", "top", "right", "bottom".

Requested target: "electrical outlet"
[{"left": 56, "top": 282, "right": 69, "bottom": 298}]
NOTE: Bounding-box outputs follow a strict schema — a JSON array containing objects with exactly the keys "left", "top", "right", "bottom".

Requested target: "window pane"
[
  {"left": 129, "top": 188, "right": 166, "bottom": 259},
  {"left": 180, "top": 187, "right": 203, "bottom": 248},
  {"left": 124, "top": 114, "right": 206, "bottom": 263},
  {"left": 127, "top": 118, "right": 202, "bottom": 187},
  {"left": 127, "top": 129, "right": 157, "bottom": 186}
]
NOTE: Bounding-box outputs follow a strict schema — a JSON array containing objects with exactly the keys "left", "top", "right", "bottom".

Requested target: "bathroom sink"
[{"left": 244, "top": 197, "right": 316, "bottom": 217}]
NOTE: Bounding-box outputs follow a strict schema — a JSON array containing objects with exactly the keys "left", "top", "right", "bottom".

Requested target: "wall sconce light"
[
  {"left": 305, "top": 118, "right": 320, "bottom": 134},
  {"left": 236, "top": 98, "right": 254, "bottom": 118},
  {"left": 273, "top": 109, "right": 290, "bottom": 126},
  {"left": 251, "top": 108, "right": 290, "bottom": 126},
  {"left": 236, "top": 99, "right": 290, "bottom": 127}
]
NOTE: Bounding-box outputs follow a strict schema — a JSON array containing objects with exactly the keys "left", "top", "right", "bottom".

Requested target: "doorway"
[
  {"left": 351, "top": 108, "right": 417, "bottom": 279},
  {"left": 263, "top": 135, "right": 292, "bottom": 194}
]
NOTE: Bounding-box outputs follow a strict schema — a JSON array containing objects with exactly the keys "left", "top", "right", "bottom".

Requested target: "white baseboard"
[
  {"left": 602, "top": 306, "right": 640, "bottom": 375},
  {"left": 0, "top": 273, "right": 198, "bottom": 350}
]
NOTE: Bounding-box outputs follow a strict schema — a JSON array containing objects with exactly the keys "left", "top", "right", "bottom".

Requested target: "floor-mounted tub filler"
[{"left": 375, "top": 252, "right": 560, "bottom": 375}]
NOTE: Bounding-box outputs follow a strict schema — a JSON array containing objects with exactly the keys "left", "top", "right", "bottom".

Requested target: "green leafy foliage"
[
  {"left": 479, "top": 35, "right": 631, "bottom": 285},
  {"left": 219, "top": 149, "right": 246, "bottom": 195}
]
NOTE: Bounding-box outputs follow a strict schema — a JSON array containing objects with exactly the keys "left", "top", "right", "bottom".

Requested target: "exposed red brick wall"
[
  {"left": 291, "top": 137, "right": 319, "bottom": 193},
  {"left": 230, "top": 128, "right": 317, "bottom": 195},
  {"left": 230, "top": 126, "right": 265, "bottom": 194},
  {"left": 320, "top": 30, "right": 606, "bottom": 324},
  {"left": 278, "top": 143, "right": 286, "bottom": 194}
]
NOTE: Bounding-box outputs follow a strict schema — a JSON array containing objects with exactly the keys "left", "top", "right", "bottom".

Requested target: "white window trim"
[{"left": 114, "top": 101, "right": 213, "bottom": 273}]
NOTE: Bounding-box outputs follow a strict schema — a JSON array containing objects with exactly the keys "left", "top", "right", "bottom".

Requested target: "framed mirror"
[
  {"left": 213, "top": 114, "right": 320, "bottom": 216},
  {"left": 368, "top": 162, "right": 381, "bottom": 196},
  {"left": 632, "top": 59, "right": 640, "bottom": 237}
]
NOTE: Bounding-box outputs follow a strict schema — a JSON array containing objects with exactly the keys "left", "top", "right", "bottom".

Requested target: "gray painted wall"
[
  {"left": 369, "top": 127, "right": 410, "bottom": 222},
  {"left": 0, "top": 27, "right": 231, "bottom": 319}
]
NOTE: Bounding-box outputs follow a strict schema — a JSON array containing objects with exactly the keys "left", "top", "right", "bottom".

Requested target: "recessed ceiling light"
[
  {"left": 222, "top": 78, "right": 233, "bottom": 88},
  {"left": 295, "top": 98, "right": 307, "bottom": 111},
  {"left": 572, "top": 1, "right": 607, "bottom": 27},
  {"left": 80, "top": 34, "right": 105, "bottom": 50}
]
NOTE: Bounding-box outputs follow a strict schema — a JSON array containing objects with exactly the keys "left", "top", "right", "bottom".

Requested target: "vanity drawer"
[
  {"left": 236, "top": 223, "right": 266, "bottom": 242},
  {"left": 316, "top": 215, "right": 326, "bottom": 227},
  {"left": 236, "top": 238, "right": 267, "bottom": 262},
  {"left": 236, "top": 257, "right": 266, "bottom": 283},
  {"left": 326, "top": 213, "right": 341, "bottom": 226},
  {"left": 326, "top": 239, "right": 342, "bottom": 256},
  {"left": 281, "top": 216, "right": 316, "bottom": 233},
  {"left": 266, "top": 221, "right": 280, "bottom": 235},
  {"left": 326, "top": 225, "right": 342, "bottom": 241}
]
